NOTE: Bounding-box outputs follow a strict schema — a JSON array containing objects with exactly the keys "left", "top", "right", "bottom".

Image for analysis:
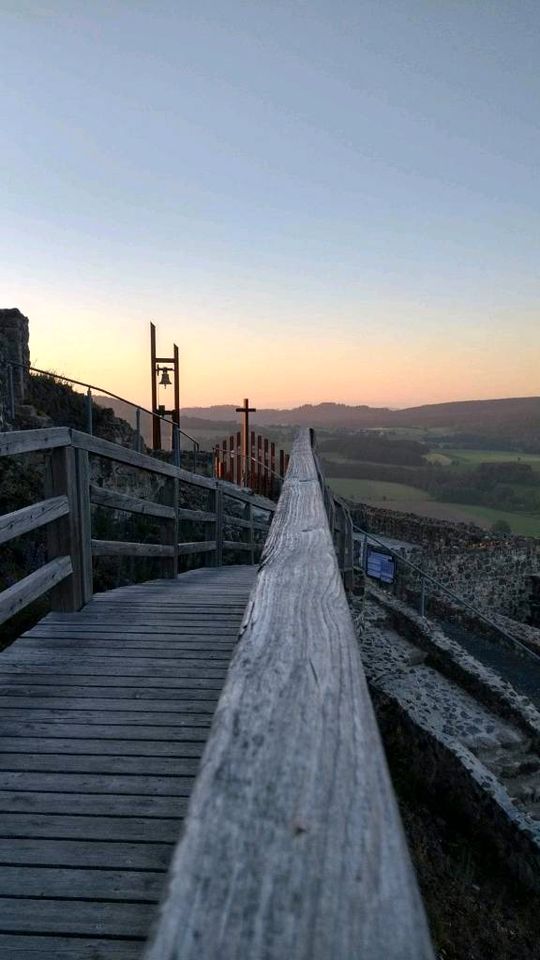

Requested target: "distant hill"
[
  {"left": 94, "top": 395, "right": 540, "bottom": 448},
  {"left": 181, "top": 402, "right": 391, "bottom": 427},
  {"left": 389, "top": 397, "right": 540, "bottom": 430},
  {"left": 181, "top": 397, "right": 540, "bottom": 432}
]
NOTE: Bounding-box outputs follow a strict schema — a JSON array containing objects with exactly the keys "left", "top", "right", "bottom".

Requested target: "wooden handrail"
[
  {"left": 0, "top": 427, "right": 71, "bottom": 456},
  {"left": 0, "top": 495, "right": 69, "bottom": 545},
  {"left": 91, "top": 539, "right": 176, "bottom": 558},
  {"left": 144, "top": 428, "right": 434, "bottom": 960},
  {"left": 89, "top": 484, "right": 176, "bottom": 520},
  {"left": 0, "top": 556, "right": 73, "bottom": 626}
]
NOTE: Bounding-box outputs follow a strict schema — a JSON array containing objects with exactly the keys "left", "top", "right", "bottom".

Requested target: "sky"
[{"left": 1, "top": 0, "right": 539, "bottom": 409}]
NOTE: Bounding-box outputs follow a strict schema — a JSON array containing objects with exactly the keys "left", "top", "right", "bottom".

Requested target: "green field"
[
  {"left": 424, "top": 452, "right": 453, "bottom": 465},
  {"left": 439, "top": 448, "right": 540, "bottom": 467},
  {"left": 327, "top": 478, "right": 430, "bottom": 503},
  {"left": 327, "top": 476, "right": 540, "bottom": 537},
  {"left": 444, "top": 504, "right": 540, "bottom": 537}
]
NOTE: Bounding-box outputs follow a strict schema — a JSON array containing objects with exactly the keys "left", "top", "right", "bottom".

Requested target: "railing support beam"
[{"left": 46, "top": 444, "right": 92, "bottom": 611}]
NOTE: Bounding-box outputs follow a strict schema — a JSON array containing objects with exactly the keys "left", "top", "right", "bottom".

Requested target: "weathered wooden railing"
[
  {"left": 145, "top": 428, "right": 434, "bottom": 960},
  {"left": 0, "top": 427, "right": 276, "bottom": 626}
]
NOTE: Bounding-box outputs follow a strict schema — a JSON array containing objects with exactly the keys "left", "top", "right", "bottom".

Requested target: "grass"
[
  {"left": 441, "top": 448, "right": 540, "bottom": 467},
  {"left": 327, "top": 476, "right": 540, "bottom": 536},
  {"left": 327, "top": 477, "right": 428, "bottom": 502},
  {"left": 442, "top": 504, "right": 540, "bottom": 537},
  {"left": 424, "top": 452, "right": 453, "bottom": 465}
]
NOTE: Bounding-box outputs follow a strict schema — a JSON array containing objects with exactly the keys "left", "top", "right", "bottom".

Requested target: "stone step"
[
  {"left": 504, "top": 772, "right": 540, "bottom": 803},
  {"left": 498, "top": 755, "right": 540, "bottom": 779}
]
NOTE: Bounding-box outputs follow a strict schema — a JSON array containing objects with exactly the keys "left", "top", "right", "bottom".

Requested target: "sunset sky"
[{"left": 2, "top": 1, "right": 539, "bottom": 409}]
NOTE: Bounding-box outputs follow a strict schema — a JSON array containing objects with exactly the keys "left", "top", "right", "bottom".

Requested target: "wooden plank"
[
  {"left": 0, "top": 695, "right": 219, "bottom": 712},
  {"left": 0, "top": 935, "right": 142, "bottom": 959},
  {"left": 0, "top": 791, "right": 189, "bottom": 817},
  {"left": 0, "top": 812, "right": 183, "bottom": 842},
  {"left": 52, "top": 602, "right": 247, "bottom": 611},
  {"left": 11, "top": 644, "right": 232, "bottom": 659},
  {"left": 178, "top": 507, "right": 216, "bottom": 523},
  {"left": 0, "top": 661, "right": 227, "bottom": 679},
  {"left": 26, "top": 620, "right": 240, "bottom": 632},
  {"left": 145, "top": 429, "right": 434, "bottom": 960},
  {"left": 0, "top": 774, "right": 195, "bottom": 798},
  {"left": 0, "top": 896, "right": 154, "bottom": 936},
  {"left": 90, "top": 483, "right": 176, "bottom": 519},
  {"left": 27, "top": 617, "right": 240, "bottom": 628},
  {"left": 10, "top": 643, "right": 233, "bottom": 657},
  {"left": 0, "top": 427, "right": 70, "bottom": 457},
  {"left": 0, "top": 556, "right": 72, "bottom": 627},
  {"left": 72, "top": 604, "right": 248, "bottom": 613},
  {"left": 0, "top": 708, "right": 213, "bottom": 724},
  {"left": 26, "top": 622, "right": 240, "bottom": 634},
  {"left": 10, "top": 624, "right": 237, "bottom": 639},
  {"left": 0, "top": 495, "right": 69, "bottom": 545},
  {"left": 0, "top": 737, "right": 204, "bottom": 757},
  {"left": 0, "top": 677, "right": 221, "bottom": 692},
  {"left": 0, "top": 753, "right": 200, "bottom": 775},
  {"left": 0, "top": 721, "right": 211, "bottom": 739},
  {"left": 91, "top": 539, "right": 176, "bottom": 558},
  {"left": 72, "top": 429, "right": 217, "bottom": 488},
  {"left": 223, "top": 540, "right": 253, "bottom": 551},
  {"left": 0, "top": 865, "right": 165, "bottom": 899},
  {"left": 0, "top": 672, "right": 224, "bottom": 691},
  {"left": 224, "top": 513, "right": 251, "bottom": 528},
  {"left": 177, "top": 540, "right": 216, "bottom": 556}
]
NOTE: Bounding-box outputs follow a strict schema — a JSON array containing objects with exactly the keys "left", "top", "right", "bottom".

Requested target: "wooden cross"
[{"left": 236, "top": 398, "right": 256, "bottom": 487}]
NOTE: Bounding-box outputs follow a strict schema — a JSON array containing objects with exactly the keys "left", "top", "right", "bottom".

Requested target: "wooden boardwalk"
[{"left": 0, "top": 565, "right": 257, "bottom": 960}]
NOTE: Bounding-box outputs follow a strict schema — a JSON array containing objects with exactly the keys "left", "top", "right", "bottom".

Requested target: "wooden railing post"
[
  {"left": 160, "top": 477, "right": 179, "bottom": 579},
  {"left": 334, "top": 501, "right": 346, "bottom": 575},
  {"left": 46, "top": 443, "right": 92, "bottom": 611},
  {"left": 74, "top": 447, "right": 93, "bottom": 604},
  {"left": 215, "top": 483, "right": 223, "bottom": 567},
  {"left": 342, "top": 500, "right": 354, "bottom": 591},
  {"left": 246, "top": 501, "right": 254, "bottom": 564}
]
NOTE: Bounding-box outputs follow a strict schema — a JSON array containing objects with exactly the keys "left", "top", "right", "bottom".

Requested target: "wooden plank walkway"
[{"left": 0, "top": 565, "right": 257, "bottom": 959}]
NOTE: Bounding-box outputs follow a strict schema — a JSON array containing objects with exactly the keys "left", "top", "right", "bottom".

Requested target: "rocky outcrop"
[{"left": 0, "top": 308, "right": 30, "bottom": 429}]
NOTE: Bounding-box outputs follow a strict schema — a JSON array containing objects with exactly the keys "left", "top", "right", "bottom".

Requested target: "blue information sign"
[{"left": 366, "top": 550, "right": 395, "bottom": 584}]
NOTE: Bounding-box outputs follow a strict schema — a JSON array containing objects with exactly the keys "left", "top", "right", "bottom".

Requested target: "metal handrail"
[
  {"left": 354, "top": 523, "right": 540, "bottom": 663},
  {"left": 7, "top": 360, "right": 199, "bottom": 446},
  {"left": 6, "top": 360, "right": 201, "bottom": 459}
]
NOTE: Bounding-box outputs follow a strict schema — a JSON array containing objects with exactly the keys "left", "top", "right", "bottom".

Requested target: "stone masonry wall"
[{"left": 351, "top": 502, "right": 540, "bottom": 621}]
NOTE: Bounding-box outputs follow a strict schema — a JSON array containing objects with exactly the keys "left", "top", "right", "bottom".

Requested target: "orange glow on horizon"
[{"left": 23, "top": 300, "right": 540, "bottom": 413}]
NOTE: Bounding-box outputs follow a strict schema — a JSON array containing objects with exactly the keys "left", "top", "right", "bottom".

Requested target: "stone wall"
[
  {"left": 353, "top": 501, "right": 485, "bottom": 548},
  {"left": 0, "top": 308, "right": 30, "bottom": 429},
  {"left": 352, "top": 501, "right": 540, "bottom": 621}
]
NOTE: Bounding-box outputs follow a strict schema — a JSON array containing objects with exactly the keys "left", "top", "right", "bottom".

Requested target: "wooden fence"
[
  {"left": 214, "top": 431, "right": 289, "bottom": 499},
  {"left": 0, "top": 427, "right": 276, "bottom": 627}
]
